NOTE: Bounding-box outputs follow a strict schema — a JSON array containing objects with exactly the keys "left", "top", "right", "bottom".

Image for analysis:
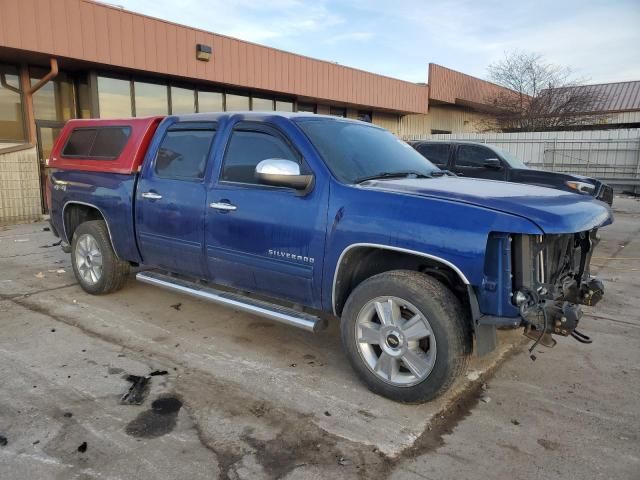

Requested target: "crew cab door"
[
  {"left": 204, "top": 121, "right": 327, "bottom": 307},
  {"left": 135, "top": 122, "right": 217, "bottom": 277},
  {"left": 452, "top": 144, "right": 507, "bottom": 181}
]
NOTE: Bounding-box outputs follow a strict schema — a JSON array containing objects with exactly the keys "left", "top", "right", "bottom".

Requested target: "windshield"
[
  {"left": 296, "top": 119, "right": 439, "bottom": 183},
  {"left": 494, "top": 146, "right": 528, "bottom": 169}
]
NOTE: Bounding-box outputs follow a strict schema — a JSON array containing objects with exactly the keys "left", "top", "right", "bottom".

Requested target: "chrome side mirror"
[{"left": 255, "top": 159, "right": 313, "bottom": 190}]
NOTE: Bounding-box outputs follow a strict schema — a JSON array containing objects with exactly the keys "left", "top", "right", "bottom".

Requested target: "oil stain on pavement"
[{"left": 125, "top": 396, "right": 183, "bottom": 438}]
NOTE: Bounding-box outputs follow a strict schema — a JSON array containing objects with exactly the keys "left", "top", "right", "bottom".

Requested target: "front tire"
[
  {"left": 71, "top": 220, "right": 130, "bottom": 295},
  {"left": 341, "top": 270, "right": 472, "bottom": 403}
]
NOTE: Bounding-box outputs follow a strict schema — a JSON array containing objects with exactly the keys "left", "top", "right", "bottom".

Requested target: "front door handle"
[
  {"left": 141, "top": 192, "right": 163, "bottom": 200},
  {"left": 209, "top": 201, "right": 237, "bottom": 211}
]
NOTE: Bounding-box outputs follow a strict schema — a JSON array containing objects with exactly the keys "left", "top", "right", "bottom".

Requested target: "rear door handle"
[
  {"left": 141, "top": 192, "right": 162, "bottom": 200},
  {"left": 209, "top": 201, "right": 237, "bottom": 211}
]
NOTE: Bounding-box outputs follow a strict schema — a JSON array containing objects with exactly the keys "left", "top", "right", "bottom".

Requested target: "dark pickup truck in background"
[
  {"left": 411, "top": 140, "right": 614, "bottom": 205},
  {"left": 46, "top": 113, "right": 612, "bottom": 404}
]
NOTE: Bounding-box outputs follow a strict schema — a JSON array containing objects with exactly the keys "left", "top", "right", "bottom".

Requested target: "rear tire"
[
  {"left": 341, "top": 270, "right": 472, "bottom": 403},
  {"left": 71, "top": 220, "right": 130, "bottom": 295}
]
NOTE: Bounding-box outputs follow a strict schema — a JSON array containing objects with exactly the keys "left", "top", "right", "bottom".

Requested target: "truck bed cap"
[{"left": 48, "top": 116, "right": 164, "bottom": 174}]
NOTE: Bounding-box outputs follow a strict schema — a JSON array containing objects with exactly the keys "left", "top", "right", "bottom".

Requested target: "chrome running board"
[{"left": 136, "top": 271, "right": 325, "bottom": 333}]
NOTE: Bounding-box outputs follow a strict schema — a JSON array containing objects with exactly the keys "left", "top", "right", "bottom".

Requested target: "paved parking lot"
[{"left": 1, "top": 197, "right": 639, "bottom": 479}]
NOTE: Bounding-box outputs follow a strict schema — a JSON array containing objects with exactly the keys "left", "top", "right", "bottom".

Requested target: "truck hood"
[
  {"left": 361, "top": 177, "right": 613, "bottom": 234},
  {"left": 522, "top": 167, "right": 601, "bottom": 185}
]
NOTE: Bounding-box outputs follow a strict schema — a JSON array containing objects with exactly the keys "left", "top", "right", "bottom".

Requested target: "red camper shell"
[{"left": 48, "top": 116, "right": 164, "bottom": 174}]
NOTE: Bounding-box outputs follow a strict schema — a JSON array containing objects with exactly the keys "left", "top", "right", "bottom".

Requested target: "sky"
[{"left": 107, "top": 0, "right": 640, "bottom": 85}]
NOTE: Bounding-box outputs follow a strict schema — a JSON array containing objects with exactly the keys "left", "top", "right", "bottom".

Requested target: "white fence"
[{"left": 405, "top": 129, "right": 640, "bottom": 191}]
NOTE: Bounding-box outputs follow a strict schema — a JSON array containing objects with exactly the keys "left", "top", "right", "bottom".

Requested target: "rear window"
[{"left": 62, "top": 126, "right": 131, "bottom": 160}]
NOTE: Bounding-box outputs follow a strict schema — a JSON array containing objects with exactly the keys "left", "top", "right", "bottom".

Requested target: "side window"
[
  {"left": 155, "top": 128, "right": 216, "bottom": 180},
  {"left": 62, "top": 129, "right": 95, "bottom": 156},
  {"left": 417, "top": 144, "right": 449, "bottom": 167},
  {"left": 456, "top": 145, "right": 495, "bottom": 167},
  {"left": 221, "top": 129, "right": 298, "bottom": 185},
  {"left": 91, "top": 127, "right": 131, "bottom": 158},
  {"left": 62, "top": 126, "right": 131, "bottom": 159}
]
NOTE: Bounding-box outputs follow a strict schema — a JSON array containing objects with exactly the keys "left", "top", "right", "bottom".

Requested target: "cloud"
[
  {"left": 324, "top": 32, "right": 375, "bottom": 45},
  {"left": 111, "top": 0, "right": 344, "bottom": 44}
]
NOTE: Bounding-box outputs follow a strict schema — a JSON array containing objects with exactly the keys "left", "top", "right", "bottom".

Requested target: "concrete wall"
[
  {"left": 398, "top": 108, "right": 640, "bottom": 138},
  {"left": 297, "top": 104, "right": 488, "bottom": 137},
  {"left": 593, "top": 111, "right": 640, "bottom": 127},
  {"left": 399, "top": 106, "right": 493, "bottom": 137},
  {"left": 0, "top": 143, "right": 42, "bottom": 225},
  {"left": 372, "top": 112, "right": 401, "bottom": 135}
]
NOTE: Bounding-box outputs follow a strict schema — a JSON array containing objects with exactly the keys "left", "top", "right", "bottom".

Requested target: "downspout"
[
  {"left": 28, "top": 58, "right": 59, "bottom": 95},
  {"left": 20, "top": 58, "right": 59, "bottom": 143},
  {"left": 0, "top": 74, "right": 21, "bottom": 94},
  {"left": 20, "top": 58, "right": 59, "bottom": 216}
]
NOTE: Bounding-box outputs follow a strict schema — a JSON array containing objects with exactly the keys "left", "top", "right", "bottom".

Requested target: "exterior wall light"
[{"left": 196, "top": 44, "right": 212, "bottom": 62}]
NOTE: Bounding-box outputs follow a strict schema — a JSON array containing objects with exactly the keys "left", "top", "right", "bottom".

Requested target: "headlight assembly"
[{"left": 565, "top": 180, "right": 595, "bottom": 194}]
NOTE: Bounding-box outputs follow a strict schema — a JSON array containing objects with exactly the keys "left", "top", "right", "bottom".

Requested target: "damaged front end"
[{"left": 512, "top": 231, "right": 604, "bottom": 348}]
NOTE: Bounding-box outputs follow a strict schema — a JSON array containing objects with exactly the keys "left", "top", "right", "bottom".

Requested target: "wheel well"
[
  {"left": 63, "top": 204, "right": 105, "bottom": 242},
  {"left": 333, "top": 247, "right": 469, "bottom": 316}
]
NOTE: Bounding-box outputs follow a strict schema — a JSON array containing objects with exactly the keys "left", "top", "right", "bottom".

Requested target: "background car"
[{"left": 410, "top": 140, "right": 613, "bottom": 205}]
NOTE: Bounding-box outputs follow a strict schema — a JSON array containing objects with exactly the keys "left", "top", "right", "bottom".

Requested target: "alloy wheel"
[
  {"left": 355, "top": 296, "right": 437, "bottom": 387},
  {"left": 75, "top": 233, "right": 104, "bottom": 285}
]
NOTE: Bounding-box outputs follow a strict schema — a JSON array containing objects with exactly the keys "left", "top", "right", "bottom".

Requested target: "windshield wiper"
[
  {"left": 431, "top": 170, "right": 456, "bottom": 177},
  {"left": 354, "top": 171, "right": 432, "bottom": 184}
]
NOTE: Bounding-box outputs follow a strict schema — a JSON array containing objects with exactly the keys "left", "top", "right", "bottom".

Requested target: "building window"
[
  {"left": 431, "top": 129, "right": 451, "bottom": 134},
  {"left": 357, "top": 110, "right": 372, "bottom": 123},
  {"left": 97, "top": 76, "right": 132, "bottom": 118},
  {"left": 297, "top": 103, "right": 316, "bottom": 113},
  {"left": 170, "top": 86, "right": 196, "bottom": 114},
  {"left": 30, "top": 68, "right": 75, "bottom": 122},
  {"left": 225, "top": 93, "right": 250, "bottom": 111},
  {"left": 252, "top": 96, "right": 274, "bottom": 111},
  {"left": 0, "top": 64, "right": 25, "bottom": 141},
  {"left": 77, "top": 76, "right": 92, "bottom": 118},
  {"left": 329, "top": 106, "right": 346, "bottom": 117},
  {"left": 134, "top": 81, "right": 168, "bottom": 116},
  {"left": 275, "top": 100, "right": 294, "bottom": 112},
  {"left": 197, "top": 91, "right": 223, "bottom": 112}
]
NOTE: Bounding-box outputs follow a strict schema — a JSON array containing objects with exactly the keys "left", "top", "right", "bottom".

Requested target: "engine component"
[
  {"left": 511, "top": 230, "right": 604, "bottom": 352},
  {"left": 562, "top": 276, "right": 604, "bottom": 307},
  {"left": 520, "top": 299, "right": 583, "bottom": 336}
]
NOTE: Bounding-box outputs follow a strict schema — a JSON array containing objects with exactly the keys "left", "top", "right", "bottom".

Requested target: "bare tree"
[{"left": 483, "top": 51, "right": 607, "bottom": 131}]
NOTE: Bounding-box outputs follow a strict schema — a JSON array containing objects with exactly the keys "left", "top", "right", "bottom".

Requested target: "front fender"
[{"left": 322, "top": 183, "right": 543, "bottom": 312}]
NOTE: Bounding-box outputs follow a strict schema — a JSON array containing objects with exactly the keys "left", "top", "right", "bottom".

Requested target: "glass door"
[{"left": 36, "top": 120, "right": 64, "bottom": 212}]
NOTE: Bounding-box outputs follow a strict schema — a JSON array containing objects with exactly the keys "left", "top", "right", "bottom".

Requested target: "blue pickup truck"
[{"left": 46, "top": 112, "right": 612, "bottom": 403}]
